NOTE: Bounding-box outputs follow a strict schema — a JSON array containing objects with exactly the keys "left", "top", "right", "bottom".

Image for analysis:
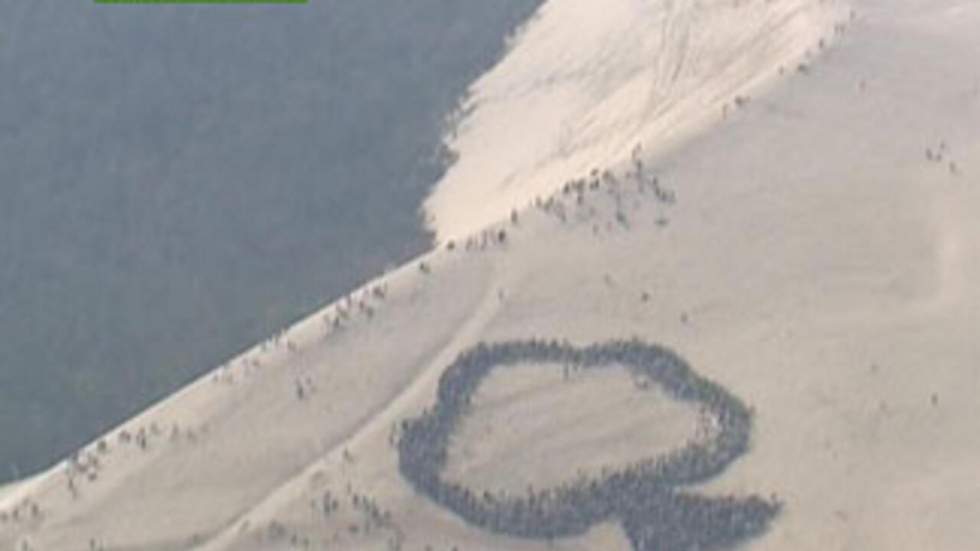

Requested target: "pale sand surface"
[
  {"left": 443, "top": 362, "right": 702, "bottom": 493},
  {"left": 423, "top": 0, "right": 848, "bottom": 241},
  {"left": 4, "top": 0, "right": 980, "bottom": 549},
  {"left": 0, "top": 482, "right": 20, "bottom": 502}
]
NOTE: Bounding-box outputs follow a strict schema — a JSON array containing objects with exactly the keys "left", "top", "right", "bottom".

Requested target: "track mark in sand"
[
  {"left": 657, "top": 0, "right": 693, "bottom": 89},
  {"left": 399, "top": 339, "right": 780, "bottom": 551},
  {"left": 194, "top": 276, "right": 506, "bottom": 550}
]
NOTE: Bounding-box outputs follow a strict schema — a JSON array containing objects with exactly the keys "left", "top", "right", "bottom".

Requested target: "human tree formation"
[{"left": 397, "top": 339, "right": 780, "bottom": 551}]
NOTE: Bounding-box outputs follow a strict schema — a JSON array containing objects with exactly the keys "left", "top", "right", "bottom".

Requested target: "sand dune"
[
  {"left": 423, "top": 0, "right": 848, "bottom": 241},
  {"left": 3, "top": 0, "right": 980, "bottom": 549}
]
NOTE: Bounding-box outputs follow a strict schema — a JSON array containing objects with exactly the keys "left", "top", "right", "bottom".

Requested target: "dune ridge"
[{"left": 423, "top": 0, "right": 849, "bottom": 241}]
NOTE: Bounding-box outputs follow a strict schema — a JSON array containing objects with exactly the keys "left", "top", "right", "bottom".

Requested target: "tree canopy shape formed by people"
[{"left": 398, "top": 338, "right": 780, "bottom": 551}]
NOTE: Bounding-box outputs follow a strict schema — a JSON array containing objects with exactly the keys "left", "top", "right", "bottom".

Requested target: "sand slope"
[
  {"left": 4, "top": 0, "right": 980, "bottom": 549},
  {"left": 423, "top": 0, "right": 848, "bottom": 241}
]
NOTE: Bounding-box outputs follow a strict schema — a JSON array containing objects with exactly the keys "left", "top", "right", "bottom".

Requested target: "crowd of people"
[{"left": 397, "top": 338, "right": 780, "bottom": 550}]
